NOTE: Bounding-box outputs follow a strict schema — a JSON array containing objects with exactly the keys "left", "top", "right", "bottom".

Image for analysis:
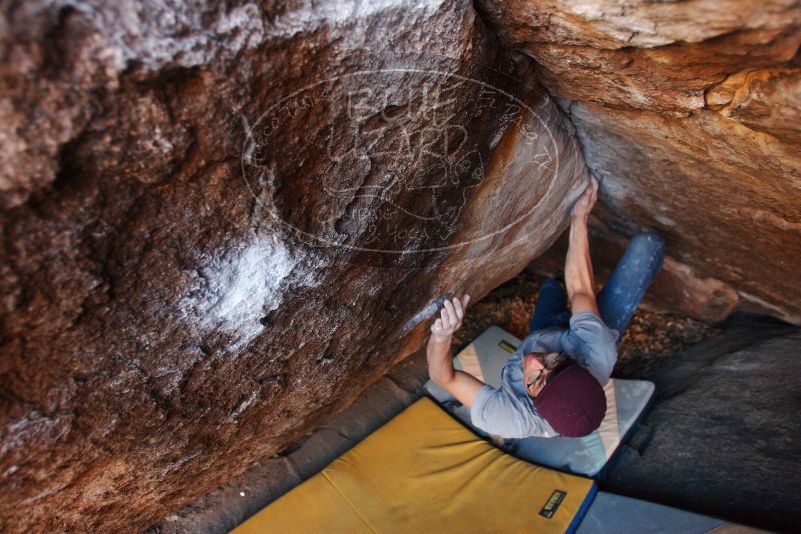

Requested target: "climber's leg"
[
  {"left": 529, "top": 277, "right": 572, "bottom": 332},
  {"left": 597, "top": 233, "right": 665, "bottom": 335}
]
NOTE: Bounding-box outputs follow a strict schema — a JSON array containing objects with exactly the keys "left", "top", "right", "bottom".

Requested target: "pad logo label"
[
  {"left": 539, "top": 490, "right": 566, "bottom": 518},
  {"left": 498, "top": 340, "right": 517, "bottom": 354}
]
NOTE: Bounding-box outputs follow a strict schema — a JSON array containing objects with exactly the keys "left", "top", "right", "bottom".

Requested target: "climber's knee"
[{"left": 628, "top": 232, "right": 665, "bottom": 259}]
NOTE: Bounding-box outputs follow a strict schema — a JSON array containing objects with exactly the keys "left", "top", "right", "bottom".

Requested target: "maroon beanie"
[{"left": 533, "top": 363, "right": 607, "bottom": 437}]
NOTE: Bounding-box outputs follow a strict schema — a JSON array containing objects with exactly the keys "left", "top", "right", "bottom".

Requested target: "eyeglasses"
[
  {"left": 526, "top": 369, "right": 548, "bottom": 393},
  {"left": 526, "top": 359, "right": 570, "bottom": 394}
]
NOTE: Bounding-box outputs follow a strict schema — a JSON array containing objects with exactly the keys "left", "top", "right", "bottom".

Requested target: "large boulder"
[
  {"left": 0, "top": 0, "right": 588, "bottom": 531},
  {"left": 478, "top": 0, "right": 801, "bottom": 323},
  {"left": 606, "top": 321, "right": 801, "bottom": 532}
]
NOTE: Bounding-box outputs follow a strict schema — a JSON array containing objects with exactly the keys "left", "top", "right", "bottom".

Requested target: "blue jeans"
[{"left": 529, "top": 233, "right": 665, "bottom": 335}]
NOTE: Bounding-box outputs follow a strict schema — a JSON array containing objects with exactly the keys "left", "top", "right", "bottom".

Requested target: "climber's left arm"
[
  {"left": 566, "top": 178, "right": 600, "bottom": 316},
  {"left": 426, "top": 295, "right": 484, "bottom": 407}
]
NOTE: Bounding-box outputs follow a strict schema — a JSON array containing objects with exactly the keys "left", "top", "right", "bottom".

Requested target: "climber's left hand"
[{"left": 430, "top": 294, "right": 470, "bottom": 341}]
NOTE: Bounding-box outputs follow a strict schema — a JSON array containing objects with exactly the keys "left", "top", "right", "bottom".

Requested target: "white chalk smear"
[
  {"left": 400, "top": 298, "right": 441, "bottom": 334},
  {"left": 182, "top": 234, "right": 297, "bottom": 351},
  {"left": 271, "top": 0, "right": 446, "bottom": 38}
]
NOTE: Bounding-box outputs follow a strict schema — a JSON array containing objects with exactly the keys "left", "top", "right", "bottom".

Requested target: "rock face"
[
  {"left": 606, "top": 320, "right": 801, "bottom": 532},
  {"left": 478, "top": 0, "right": 801, "bottom": 323},
  {"left": 4, "top": 0, "right": 801, "bottom": 530},
  {"left": 0, "top": 1, "right": 588, "bottom": 531}
]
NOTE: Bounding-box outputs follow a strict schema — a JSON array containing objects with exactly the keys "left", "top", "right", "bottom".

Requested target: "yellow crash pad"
[{"left": 233, "top": 397, "right": 596, "bottom": 533}]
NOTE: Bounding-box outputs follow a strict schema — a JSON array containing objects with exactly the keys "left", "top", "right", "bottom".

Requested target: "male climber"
[{"left": 426, "top": 178, "right": 665, "bottom": 438}]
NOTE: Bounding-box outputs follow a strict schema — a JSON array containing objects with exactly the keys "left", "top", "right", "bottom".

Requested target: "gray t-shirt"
[{"left": 469, "top": 311, "right": 619, "bottom": 439}]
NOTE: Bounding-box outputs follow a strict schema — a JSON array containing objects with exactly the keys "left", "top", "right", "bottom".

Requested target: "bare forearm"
[
  {"left": 566, "top": 217, "right": 594, "bottom": 297},
  {"left": 426, "top": 295, "right": 484, "bottom": 407},
  {"left": 565, "top": 217, "right": 600, "bottom": 315},
  {"left": 426, "top": 334, "right": 484, "bottom": 407},
  {"left": 427, "top": 334, "right": 455, "bottom": 385}
]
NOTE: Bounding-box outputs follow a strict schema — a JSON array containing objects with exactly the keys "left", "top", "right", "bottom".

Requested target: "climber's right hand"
[{"left": 571, "top": 177, "right": 598, "bottom": 221}]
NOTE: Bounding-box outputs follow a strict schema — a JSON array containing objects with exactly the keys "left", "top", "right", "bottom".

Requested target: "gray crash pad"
[{"left": 576, "top": 491, "right": 770, "bottom": 534}]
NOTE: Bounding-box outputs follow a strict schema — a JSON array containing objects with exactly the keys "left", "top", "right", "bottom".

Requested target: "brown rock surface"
[
  {"left": 476, "top": 0, "right": 801, "bottom": 112},
  {"left": 707, "top": 67, "right": 801, "bottom": 145},
  {"left": 479, "top": 0, "right": 801, "bottom": 323},
  {"left": 5, "top": 0, "right": 801, "bottom": 530},
  {"left": 0, "top": 1, "right": 588, "bottom": 532},
  {"left": 568, "top": 102, "right": 801, "bottom": 324},
  {"left": 530, "top": 28, "right": 801, "bottom": 113},
  {"left": 478, "top": 0, "right": 801, "bottom": 49}
]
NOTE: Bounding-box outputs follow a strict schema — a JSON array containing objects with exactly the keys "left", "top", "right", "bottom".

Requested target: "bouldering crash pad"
[{"left": 233, "top": 397, "right": 597, "bottom": 533}]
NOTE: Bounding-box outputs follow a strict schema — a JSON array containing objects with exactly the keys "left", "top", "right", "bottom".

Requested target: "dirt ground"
[{"left": 454, "top": 269, "right": 721, "bottom": 379}]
